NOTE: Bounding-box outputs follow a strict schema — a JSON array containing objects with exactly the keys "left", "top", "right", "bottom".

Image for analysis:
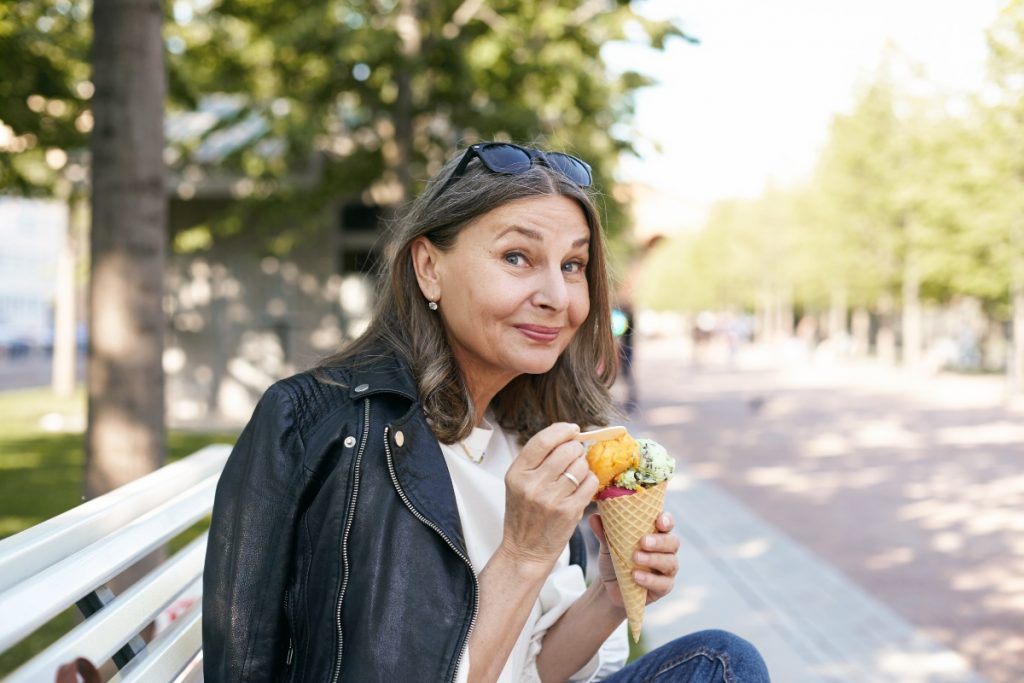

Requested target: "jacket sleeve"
[{"left": 202, "top": 383, "right": 306, "bottom": 682}]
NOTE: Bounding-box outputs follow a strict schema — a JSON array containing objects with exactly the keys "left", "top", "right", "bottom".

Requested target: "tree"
[
  {"left": 986, "top": 0, "right": 1024, "bottom": 392},
  {"left": 0, "top": 1, "right": 91, "bottom": 194},
  {"left": 162, "top": 0, "right": 690, "bottom": 248},
  {"left": 85, "top": 0, "right": 167, "bottom": 503}
]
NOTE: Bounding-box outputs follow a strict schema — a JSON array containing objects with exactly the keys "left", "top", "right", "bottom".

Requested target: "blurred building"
[
  {"left": 164, "top": 96, "right": 387, "bottom": 425},
  {"left": 0, "top": 198, "right": 66, "bottom": 353},
  {"left": 616, "top": 181, "right": 708, "bottom": 240},
  {"left": 165, "top": 197, "right": 386, "bottom": 425}
]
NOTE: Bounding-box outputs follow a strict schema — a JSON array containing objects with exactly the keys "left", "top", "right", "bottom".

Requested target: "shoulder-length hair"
[{"left": 318, "top": 147, "right": 618, "bottom": 444}]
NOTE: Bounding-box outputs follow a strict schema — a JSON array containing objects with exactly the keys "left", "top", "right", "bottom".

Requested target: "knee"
[{"left": 677, "top": 629, "right": 770, "bottom": 681}]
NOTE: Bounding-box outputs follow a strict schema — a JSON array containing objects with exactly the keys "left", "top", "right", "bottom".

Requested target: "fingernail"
[
  {"left": 643, "top": 536, "right": 655, "bottom": 549},
  {"left": 633, "top": 570, "right": 645, "bottom": 584},
  {"left": 635, "top": 551, "right": 648, "bottom": 564}
]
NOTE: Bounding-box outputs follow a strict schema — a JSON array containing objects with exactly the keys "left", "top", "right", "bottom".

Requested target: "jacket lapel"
[
  {"left": 344, "top": 349, "right": 468, "bottom": 557},
  {"left": 387, "top": 408, "right": 467, "bottom": 556}
]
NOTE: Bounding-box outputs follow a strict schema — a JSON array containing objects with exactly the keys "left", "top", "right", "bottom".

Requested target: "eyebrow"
[{"left": 496, "top": 225, "right": 589, "bottom": 248}]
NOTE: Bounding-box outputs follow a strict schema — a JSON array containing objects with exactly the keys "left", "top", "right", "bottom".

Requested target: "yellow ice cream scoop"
[{"left": 584, "top": 433, "right": 640, "bottom": 492}]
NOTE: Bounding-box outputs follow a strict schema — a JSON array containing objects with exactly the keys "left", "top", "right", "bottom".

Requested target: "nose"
[{"left": 534, "top": 264, "right": 570, "bottom": 312}]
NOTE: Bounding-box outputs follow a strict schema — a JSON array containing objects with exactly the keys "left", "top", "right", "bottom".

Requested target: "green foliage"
[
  {"left": 161, "top": 0, "right": 689, "bottom": 245},
  {"left": 639, "top": 188, "right": 811, "bottom": 312},
  {"left": 2, "top": 0, "right": 692, "bottom": 250},
  {"left": 0, "top": 0, "right": 92, "bottom": 195}
]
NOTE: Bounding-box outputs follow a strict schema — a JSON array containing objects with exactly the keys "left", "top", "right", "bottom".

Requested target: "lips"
[{"left": 515, "top": 324, "right": 561, "bottom": 343}]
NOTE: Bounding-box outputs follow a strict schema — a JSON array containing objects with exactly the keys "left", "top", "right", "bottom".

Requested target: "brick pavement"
[{"left": 625, "top": 336, "right": 1021, "bottom": 683}]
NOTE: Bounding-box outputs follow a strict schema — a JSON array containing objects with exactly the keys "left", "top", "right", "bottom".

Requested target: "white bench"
[{"left": 0, "top": 444, "right": 231, "bottom": 682}]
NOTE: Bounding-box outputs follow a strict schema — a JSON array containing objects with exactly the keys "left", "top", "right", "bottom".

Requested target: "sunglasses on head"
[{"left": 434, "top": 142, "right": 593, "bottom": 198}]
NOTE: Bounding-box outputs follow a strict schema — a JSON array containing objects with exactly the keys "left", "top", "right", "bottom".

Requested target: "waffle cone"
[{"left": 596, "top": 481, "right": 667, "bottom": 641}]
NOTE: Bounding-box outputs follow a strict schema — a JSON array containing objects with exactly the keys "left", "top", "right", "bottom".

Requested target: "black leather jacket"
[{"left": 202, "top": 349, "right": 586, "bottom": 682}]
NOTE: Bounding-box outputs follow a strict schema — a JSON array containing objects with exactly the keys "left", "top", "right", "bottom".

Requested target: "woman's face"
[{"left": 413, "top": 194, "right": 592, "bottom": 391}]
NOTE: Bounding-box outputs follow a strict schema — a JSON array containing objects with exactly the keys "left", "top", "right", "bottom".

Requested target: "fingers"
[
  {"left": 634, "top": 568, "right": 675, "bottom": 597},
  {"left": 655, "top": 512, "right": 674, "bottom": 533},
  {"left": 634, "top": 528, "right": 679, "bottom": 599},
  {"left": 536, "top": 438, "right": 594, "bottom": 497},
  {"left": 567, "top": 470, "right": 599, "bottom": 503},
  {"left": 518, "top": 422, "right": 580, "bottom": 469},
  {"left": 561, "top": 453, "right": 591, "bottom": 489},
  {"left": 591, "top": 513, "right": 679, "bottom": 604},
  {"left": 640, "top": 527, "right": 680, "bottom": 555},
  {"left": 634, "top": 527, "right": 680, "bottom": 599},
  {"left": 543, "top": 440, "right": 586, "bottom": 484},
  {"left": 634, "top": 547, "right": 678, "bottom": 577}
]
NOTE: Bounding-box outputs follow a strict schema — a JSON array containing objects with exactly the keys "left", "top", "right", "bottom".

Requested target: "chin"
[{"left": 513, "top": 352, "right": 563, "bottom": 376}]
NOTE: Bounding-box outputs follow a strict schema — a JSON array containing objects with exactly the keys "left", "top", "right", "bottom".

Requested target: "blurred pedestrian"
[{"left": 613, "top": 304, "right": 638, "bottom": 413}]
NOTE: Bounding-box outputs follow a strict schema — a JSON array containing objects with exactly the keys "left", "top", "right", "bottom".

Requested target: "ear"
[{"left": 410, "top": 236, "right": 442, "bottom": 302}]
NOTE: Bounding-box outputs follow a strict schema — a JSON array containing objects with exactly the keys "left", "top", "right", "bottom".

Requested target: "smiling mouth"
[{"left": 515, "top": 324, "right": 561, "bottom": 343}]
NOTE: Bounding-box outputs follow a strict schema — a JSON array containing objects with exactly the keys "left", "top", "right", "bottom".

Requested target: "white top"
[{"left": 439, "top": 416, "right": 629, "bottom": 683}]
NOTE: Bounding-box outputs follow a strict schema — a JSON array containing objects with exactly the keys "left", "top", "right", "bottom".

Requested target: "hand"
[
  {"left": 589, "top": 511, "right": 679, "bottom": 607},
  {"left": 499, "top": 423, "right": 600, "bottom": 569}
]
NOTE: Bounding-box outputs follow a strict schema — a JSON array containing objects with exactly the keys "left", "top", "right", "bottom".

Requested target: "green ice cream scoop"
[{"left": 613, "top": 438, "right": 675, "bottom": 490}]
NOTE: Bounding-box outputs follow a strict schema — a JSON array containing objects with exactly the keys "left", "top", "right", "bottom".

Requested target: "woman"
[{"left": 203, "top": 142, "right": 770, "bottom": 682}]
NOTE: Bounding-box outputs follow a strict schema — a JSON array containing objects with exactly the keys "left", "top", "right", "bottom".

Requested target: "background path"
[{"left": 626, "top": 336, "right": 1022, "bottom": 683}]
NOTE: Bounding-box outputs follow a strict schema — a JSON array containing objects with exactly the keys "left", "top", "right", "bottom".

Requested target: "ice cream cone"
[{"left": 596, "top": 480, "right": 667, "bottom": 641}]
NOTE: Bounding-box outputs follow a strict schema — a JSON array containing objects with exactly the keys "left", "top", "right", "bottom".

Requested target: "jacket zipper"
[
  {"left": 284, "top": 589, "right": 295, "bottom": 666},
  {"left": 330, "top": 398, "right": 371, "bottom": 683},
  {"left": 384, "top": 425, "right": 479, "bottom": 683}
]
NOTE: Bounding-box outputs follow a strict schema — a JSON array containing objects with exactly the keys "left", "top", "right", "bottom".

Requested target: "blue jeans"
[{"left": 602, "top": 630, "right": 771, "bottom": 682}]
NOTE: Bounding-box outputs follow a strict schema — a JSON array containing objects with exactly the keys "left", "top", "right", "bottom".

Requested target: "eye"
[
  {"left": 504, "top": 252, "right": 527, "bottom": 266},
  {"left": 562, "top": 260, "right": 586, "bottom": 274}
]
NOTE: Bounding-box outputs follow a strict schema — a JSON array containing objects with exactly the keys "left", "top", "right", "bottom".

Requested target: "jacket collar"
[{"left": 342, "top": 347, "right": 420, "bottom": 402}]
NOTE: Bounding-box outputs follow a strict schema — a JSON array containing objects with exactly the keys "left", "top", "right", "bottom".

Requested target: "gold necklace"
[{"left": 458, "top": 441, "right": 485, "bottom": 464}]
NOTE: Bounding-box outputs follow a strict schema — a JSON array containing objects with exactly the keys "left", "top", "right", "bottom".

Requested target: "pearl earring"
[{"left": 428, "top": 301, "right": 438, "bottom": 311}]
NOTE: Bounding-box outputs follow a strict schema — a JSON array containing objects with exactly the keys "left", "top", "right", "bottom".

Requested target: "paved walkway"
[
  {"left": 626, "top": 336, "right": 1018, "bottom": 682},
  {"left": 644, "top": 465, "right": 986, "bottom": 682}
]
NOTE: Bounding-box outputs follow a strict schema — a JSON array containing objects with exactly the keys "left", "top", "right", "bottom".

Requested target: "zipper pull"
[{"left": 286, "top": 639, "right": 295, "bottom": 666}]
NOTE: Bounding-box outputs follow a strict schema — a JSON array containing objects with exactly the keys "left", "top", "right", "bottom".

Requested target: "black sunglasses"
[{"left": 434, "top": 142, "right": 593, "bottom": 198}]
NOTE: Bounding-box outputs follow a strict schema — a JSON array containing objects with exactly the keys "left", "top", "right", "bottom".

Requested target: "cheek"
[
  {"left": 468, "top": 279, "right": 522, "bottom": 325},
  {"left": 568, "top": 285, "right": 590, "bottom": 328}
]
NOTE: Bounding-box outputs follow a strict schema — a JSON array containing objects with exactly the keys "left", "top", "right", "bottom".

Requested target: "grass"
[
  {"left": 0, "top": 386, "right": 238, "bottom": 676},
  {"left": 628, "top": 634, "right": 646, "bottom": 662}
]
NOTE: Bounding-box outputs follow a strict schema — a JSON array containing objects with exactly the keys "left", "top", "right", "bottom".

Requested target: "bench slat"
[
  {"left": 0, "top": 444, "right": 230, "bottom": 594},
  {"left": 5, "top": 535, "right": 207, "bottom": 683},
  {"left": 108, "top": 600, "right": 202, "bottom": 683},
  {"left": 174, "top": 652, "right": 204, "bottom": 683},
  {"left": 0, "top": 475, "right": 218, "bottom": 650}
]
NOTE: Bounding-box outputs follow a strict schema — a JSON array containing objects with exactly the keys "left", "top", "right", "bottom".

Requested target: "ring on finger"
[{"left": 561, "top": 470, "right": 581, "bottom": 487}]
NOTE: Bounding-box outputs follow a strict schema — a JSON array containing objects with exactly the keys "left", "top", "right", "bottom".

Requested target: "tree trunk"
[
  {"left": 86, "top": 0, "right": 167, "bottom": 499},
  {"left": 851, "top": 307, "right": 870, "bottom": 358},
  {"left": 1013, "top": 285, "right": 1024, "bottom": 397},
  {"left": 876, "top": 294, "right": 896, "bottom": 365},
  {"left": 393, "top": 0, "right": 420, "bottom": 201},
  {"left": 901, "top": 252, "right": 922, "bottom": 369},
  {"left": 755, "top": 289, "right": 771, "bottom": 343},
  {"left": 777, "top": 286, "right": 794, "bottom": 339},
  {"left": 828, "top": 288, "right": 847, "bottom": 340},
  {"left": 52, "top": 198, "right": 78, "bottom": 398},
  {"left": 1012, "top": 222, "right": 1024, "bottom": 397}
]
